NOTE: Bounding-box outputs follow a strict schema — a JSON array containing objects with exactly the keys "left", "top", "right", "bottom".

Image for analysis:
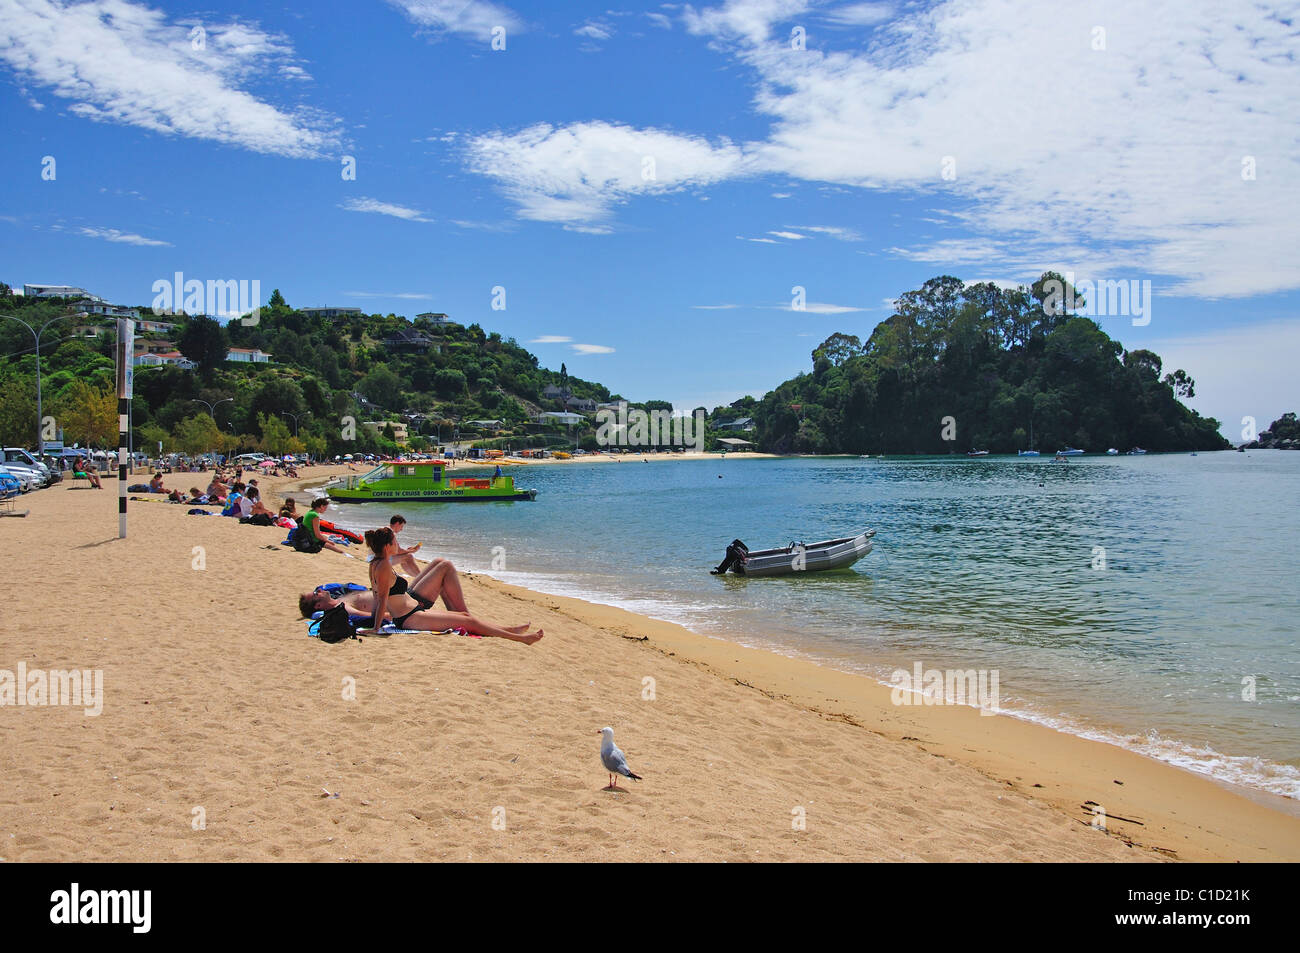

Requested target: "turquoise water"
[{"left": 329, "top": 452, "right": 1300, "bottom": 800}]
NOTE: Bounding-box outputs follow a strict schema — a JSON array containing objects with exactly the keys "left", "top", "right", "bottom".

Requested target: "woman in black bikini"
[{"left": 360, "top": 528, "right": 543, "bottom": 644}]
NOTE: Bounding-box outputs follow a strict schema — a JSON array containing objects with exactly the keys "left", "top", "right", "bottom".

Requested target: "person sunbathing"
[
  {"left": 206, "top": 477, "right": 228, "bottom": 500},
  {"left": 299, "top": 562, "right": 459, "bottom": 618},
  {"left": 298, "top": 555, "right": 528, "bottom": 631},
  {"left": 148, "top": 472, "right": 167, "bottom": 493},
  {"left": 355, "top": 528, "right": 542, "bottom": 643}
]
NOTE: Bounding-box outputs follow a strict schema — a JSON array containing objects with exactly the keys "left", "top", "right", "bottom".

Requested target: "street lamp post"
[
  {"left": 191, "top": 397, "right": 234, "bottom": 420},
  {"left": 280, "top": 410, "right": 310, "bottom": 435},
  {"left": 0, "top": 308, "right": 88, "bottom": 453},
  {"left": 190, "top": 398, "right": 234, "bottom": 466}
]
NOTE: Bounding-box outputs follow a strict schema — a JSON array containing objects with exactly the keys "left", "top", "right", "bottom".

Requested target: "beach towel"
[{"left": 314, "top": 583, "right": 368, "bottom": 595}]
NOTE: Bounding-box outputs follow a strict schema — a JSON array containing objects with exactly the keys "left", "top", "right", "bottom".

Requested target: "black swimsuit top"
[{"left": 388, "top": 575, "right": 408, "bottom": 597}]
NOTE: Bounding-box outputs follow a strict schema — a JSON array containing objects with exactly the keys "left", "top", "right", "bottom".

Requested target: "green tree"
[
  {"left": 361, "top": 364, "right": 403, "bottom": 409},
  {"left": 172, "top": 413, "right": 226, "bottom": 456},
  {"left": 1163, "top": 369, "right": 1195, "bottom": 399},
  {"left": 56, "top": 379, "right": 117, "bottom": 447},
  {"left": 0, "top": 373, "right": 36, "bottom": 447},
  {"left": 177, "top": 315, "right": 230, "bottom": 380},
  {"left": 257, "top": 413, "right": 295, "bottom": 456}
]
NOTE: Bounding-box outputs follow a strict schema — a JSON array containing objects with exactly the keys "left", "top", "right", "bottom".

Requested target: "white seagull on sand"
[{"left": 599, "top": 726, "right": 643, "bottom": 789}]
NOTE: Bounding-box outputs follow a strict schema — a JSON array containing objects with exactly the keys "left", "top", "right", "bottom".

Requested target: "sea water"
[{"left": 331, "top": 451, "right": 1300, "bottom": 801}]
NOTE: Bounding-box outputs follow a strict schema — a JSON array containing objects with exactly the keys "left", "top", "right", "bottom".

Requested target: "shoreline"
[
  {"left": 460, "top": 571, "right": 1300, "bottom": 861},
  {"left": 420, "top": 564, "right": 1300, "bottom": 809},
  {"left": 3, "top": 472, "right": 1296, "bottom": 861}
]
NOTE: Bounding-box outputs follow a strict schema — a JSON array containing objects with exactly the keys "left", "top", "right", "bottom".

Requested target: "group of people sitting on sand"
[{"left": 296, "top": 512, "right": 543, "bottom": 644}]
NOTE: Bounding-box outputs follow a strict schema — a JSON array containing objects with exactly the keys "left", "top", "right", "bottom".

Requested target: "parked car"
[
  {"left": 0, "top": 464, "right": 38, "bottom": 492},
  {"left": 0, "top": 466, "right": 24, "bottom": 495},
  {"left": 3, "top": 448, "right": 55, "bottom": 486}
]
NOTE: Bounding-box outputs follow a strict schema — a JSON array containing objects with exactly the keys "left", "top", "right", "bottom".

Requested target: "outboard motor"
[{"left": 711, "top": 539, "right": 749, "bottom": 575}]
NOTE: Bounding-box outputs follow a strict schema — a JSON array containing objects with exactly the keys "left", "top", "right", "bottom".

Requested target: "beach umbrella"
[
  {"left": 259, "top": 459, "right": 275, "bottom": 468},
  {"left": 343, "top": 454, "right": 354, "bottom": 460}
]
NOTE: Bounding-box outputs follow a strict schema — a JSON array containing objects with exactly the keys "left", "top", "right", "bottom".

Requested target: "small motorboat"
[
  {"left": 1106, "top": 448, "right": 1119, "bottom": 455},
  {"left": 1017, "top": 450, "right": 1040, "bottom": 457},
  {"left": 1125, "top": 447, "right": 1147, "bottom": 455},
  {"left": 966, "top": 450, "right": 989, "bottom": 456},
  {"left": 1056, "top": 447, "right": 1085, "bottom": 456},
  {"left": 711, "top": 530, "right": 875, "bottom": 577}
]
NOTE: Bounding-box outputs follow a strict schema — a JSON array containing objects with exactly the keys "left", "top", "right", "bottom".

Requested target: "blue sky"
[{"left": 3, "top": 0, "right": 1298, "bottom": 436}]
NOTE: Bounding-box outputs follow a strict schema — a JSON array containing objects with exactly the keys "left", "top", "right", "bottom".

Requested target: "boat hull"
[
  {"left": 737, "top": 530, "right": 876, "bottom": 577},
  {"left": 328, "top": 487, "right": 537, "bottom": 502}
]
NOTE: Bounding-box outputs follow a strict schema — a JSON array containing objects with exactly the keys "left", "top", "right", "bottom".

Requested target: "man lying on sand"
[{"left": 350, "top": 528, "right": 542, "bottom": 643}]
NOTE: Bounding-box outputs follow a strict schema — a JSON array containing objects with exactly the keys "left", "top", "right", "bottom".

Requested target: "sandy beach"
[{"left": 1, "top": 469, "right": 1297, "bottom": 862}]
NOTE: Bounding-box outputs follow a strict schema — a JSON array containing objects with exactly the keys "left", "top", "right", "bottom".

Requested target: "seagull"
[{"left": 599, "top": 727, "right": 642, "bottom": 790}]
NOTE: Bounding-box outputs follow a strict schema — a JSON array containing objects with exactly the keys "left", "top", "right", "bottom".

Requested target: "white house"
[
  {"left": 416, "top": 312, "right": 458, "bottom": 326},
  {"left": 536, "top": 411, "right": 584, "bottom": 426},
  {"left": 74, "top": 299, "right": 139, "bottom": 320},
  {"left": 23, "top": 284, "right": 104, "bottom": 302},
  {"left": 362, "top": 420, "right": 409, "bottom": 442},
  {"left": 133, "top": 350, "right": 196, "bottom": 370},
  {"left": 226, "top": 347, "right": 272, "bottom": 363},
  {"left": 135, "top": 318, "right": 176, "bottom": 334}
]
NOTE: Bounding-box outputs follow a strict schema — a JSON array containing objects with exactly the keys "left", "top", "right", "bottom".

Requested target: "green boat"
[{"left": 325, "top": 460, "right": 538, "bottom": 503}]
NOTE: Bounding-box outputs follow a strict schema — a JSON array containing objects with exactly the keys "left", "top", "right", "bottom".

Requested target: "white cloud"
[
  {"left": 646, "top": 12, "right": 673, "bottom": 29},
  {"left": 340, "top": 197, "right": 432, "bottom": 222},
  {"left": 779, "top": 301, "right": 866, "bottom": 314},
  {"left": 464, "top": 121, "right": 749, "bottom": 225},
  {"left": 574, "top": 20, "right": 613, "bottom": 41},
  {"left": 820, "top": 2, "right": 893, "bottom": 27},
  {"left": 386, "top": 0, "right": 523, "bottom": 41},
  {"left": 683, "top": 0, "right": 812, "bottom": 45},
  {"left": 529, "top": 335, "right": 572, "bottom": 343},
  {"left": 796, "top": 224, "right": 862, "bottom": 241},
  {"left": 461, "top": 0, "right": 1300, "bottom": 298},
  {"left": 769, "top": 230, "right": 806, "bottom": 239},
  {"left": 738, "top": 235, "right": 780, "bottom": 243},
  {"left": 572, "top": 343, "right": 615, "bottom": 354},
  {"left": 0, "top": 0, "right": 338, "bottom": 158},
  {"left": 692, "top": 304, "right": 741, "bottom": 309},
  {"left": 76, "top": 226, "right": 170, "bottom": 247}
]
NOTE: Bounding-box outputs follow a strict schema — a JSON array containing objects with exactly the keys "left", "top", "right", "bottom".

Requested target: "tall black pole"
[{"left": 116, "top": 318, "right": 133, "bottom": 538}]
